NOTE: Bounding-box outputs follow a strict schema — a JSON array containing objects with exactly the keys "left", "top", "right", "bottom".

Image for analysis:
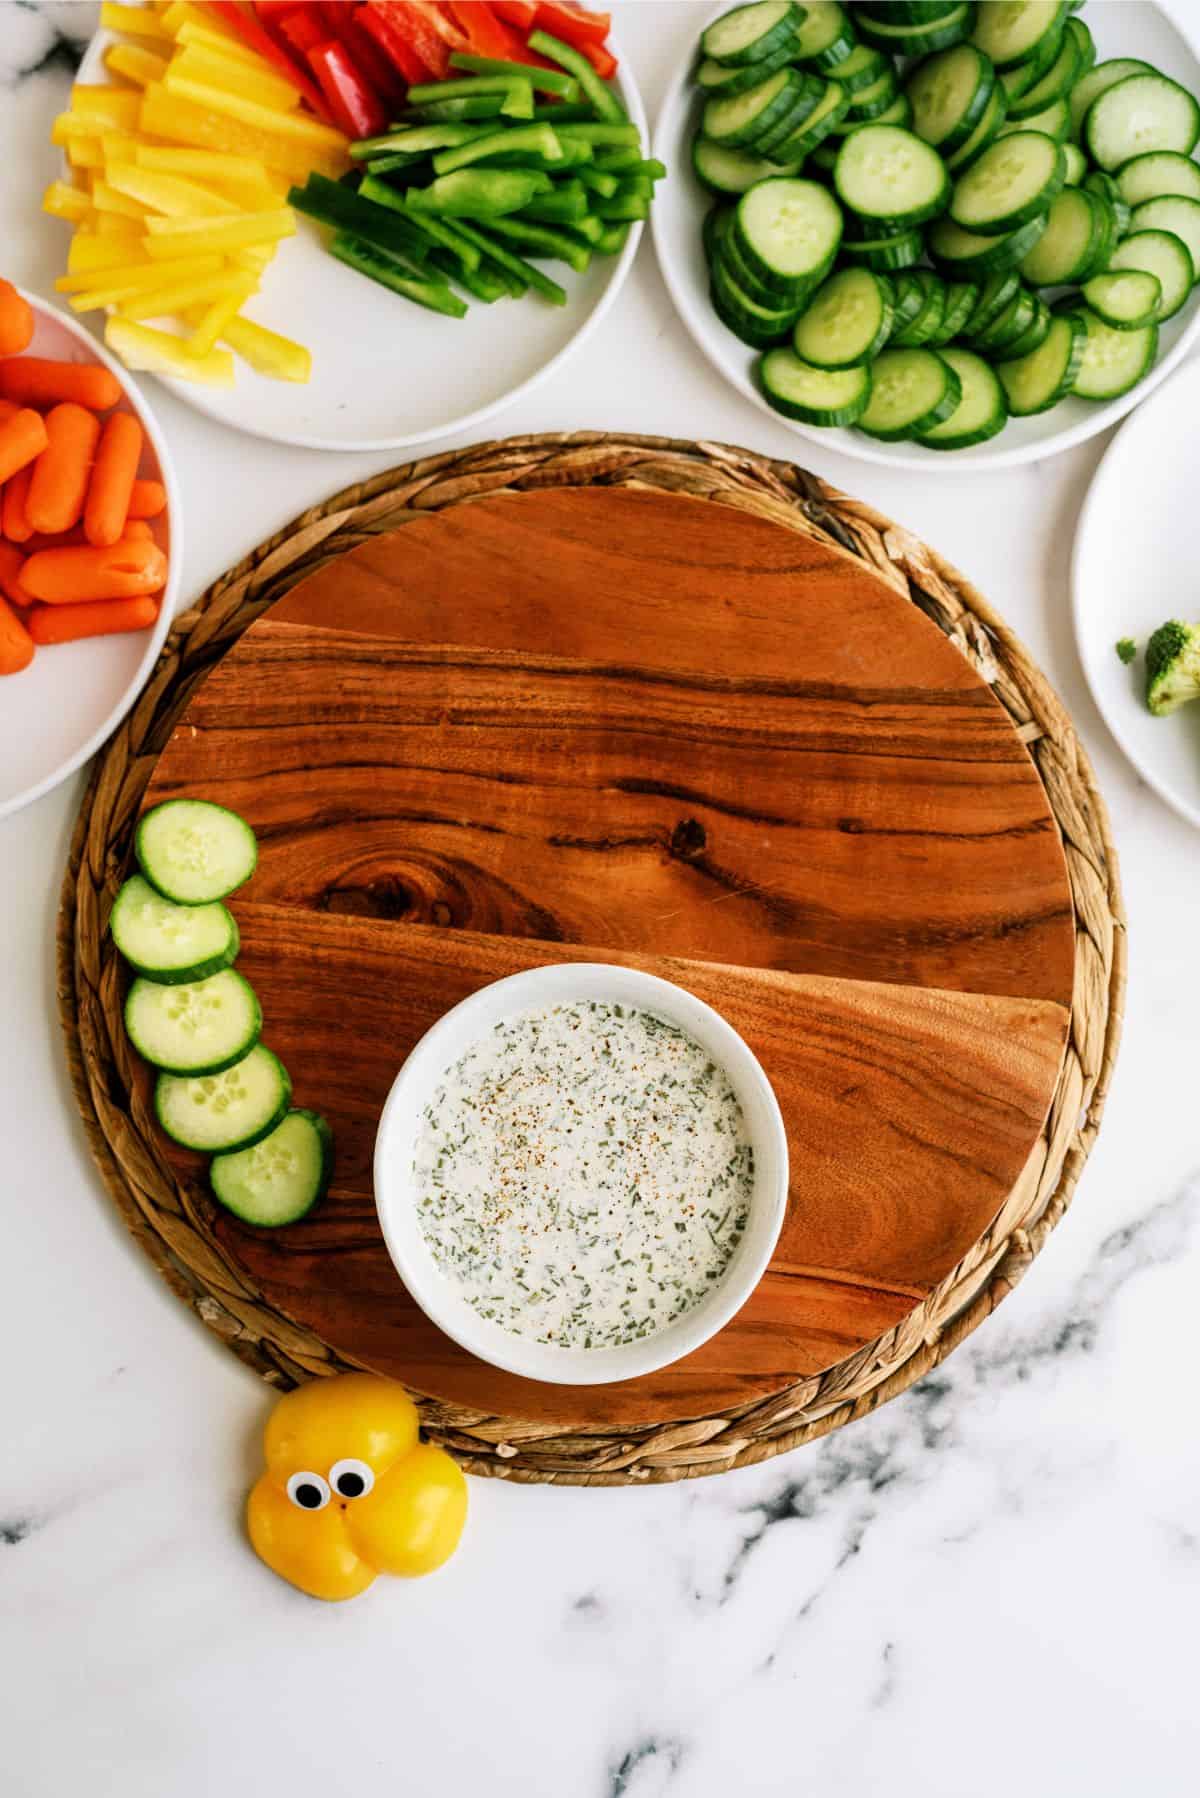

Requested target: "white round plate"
[
  {"left": 1073, "top": 352, "right": 1200, "bottom": 830},
  {"left": 652, "top": 0, "right": 1200, "bottom": 473},
  {"left": 0, "top": 291, "right": 180, "bottom": 821},
  {"left": 73, "top": 18, "right": 645, "bottom": 452}
]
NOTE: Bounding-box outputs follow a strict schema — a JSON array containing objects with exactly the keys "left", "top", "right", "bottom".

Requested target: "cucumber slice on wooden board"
[
  {"left": 1085, "top": 72, "right": 1200, "bottom": 171},
  {"left": 155, "top": 1043, "right": 292, "bottom": 1155},
  {"left": 1071, "top": 307, "right": 1160, "bottom": 399},
  {"left": 125, "top": 969, "right": 262, "bottom": 1077},
  {"left": 950, "top": 131, "right": 1065, "bottom": 235},
  {"left": 1108, "top": 227, "right": 1194, "bottom": 320},
  {"left": 1081, "top": 269, "right": 1162, "bottom": 329},
  {"left": 136, "top": 799, "right": 257, "bottom": 906},
  {"left": 1116, "top": 151, "right": 1200, "bottom": 208},
  {"left": 210, "top": 1109, "right": 334, "bottom": 1228},
  {"left": 1128, "top": 196, "right": 1200, "bottom": 281},
  {"left": 912, "top": 346, "right": 1008, "bottom": 447},
  {"left": 905, "top": 44, "right": 996, "bottom": 152},
  {"left": 1068, "top": 58, "right": 1153, "bottom": 140},
  {"left": 970, "top": 0, "right": 1067, "bottom": 70},
  {"left": 792, "top": 267, "right": 894, "bottom": 367},
  {"left": 995, "top": 310, "right": 1085, "bottom": 412},
  {"left": 757, "top": 348, "right": 873, "bottom": 423},
  {"left": 856, "top": 345, "right": 961, "bottom": 438},
  {"left": 110, "top": 875, "right": 240, "bottom": 986},
  {"left": 692, "top": 134, "right": 801, "bottom": 194},
  {"left": 701, "top": 1, "right": 802, "bottom": 67},
  {"left": 834, "top": 124, "right": 950, "bottom": 225}
]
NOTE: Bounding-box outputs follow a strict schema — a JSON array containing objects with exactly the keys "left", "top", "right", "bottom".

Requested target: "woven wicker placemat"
[{"left": 57, "top": 431, "right": 1125, "bottom": 1486}]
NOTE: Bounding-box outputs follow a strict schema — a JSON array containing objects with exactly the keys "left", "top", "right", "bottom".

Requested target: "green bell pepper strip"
[
  {"left": 404, "top": 168, "right": 551, "bottom": 217},
  {"left": 432, "top": 123, "right": 563, "bottom": 177},
  {"left": 406, "top": 77, "right": 534, "bottom": 119},
  {"left": 448, "top": 53, "right": 579, "bottom": 100},
  {"left": 351, "top": 123, "right": 486, "bottom": 158},
  {"left": 532, "top": 102, "right": 595, "bottom": 124},
  {"left": 476, "top": 213, "right": 592, "bottom": 273},
  {"left": 592, "top": 191, "right": 649, "bottom": 222},
  {"left": 356, "top": 177, "right": 483, "bottom": 268},
  {"left": 289, "top": 175, "right": 435, "bottom": 265},
  {"left": 429, "top": 249, "right": 510, "bottom": 302},
  {"left": 329, "top": 234, "right": 467, "bottom": 318},
  {"left": 451, "top": 220, "right": 568, "bottom": 303},
  {"left": 577, "top": 166, "right": 619, "bottom": 199},
  {"left": 555, "top": 122, "right": 640, "bottom": 146},
  {"left": 526, "top": 28, "right": 626, "bottom": 123},
  {"left": 519, "top": 181, "right": 589, "bottom": 222},
  {"left": 595, "top": 221, "right": 630, "bottom": 256}
]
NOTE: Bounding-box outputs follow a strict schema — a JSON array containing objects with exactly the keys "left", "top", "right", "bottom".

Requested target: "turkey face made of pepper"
[{"left": 247, "top": 1374, "right": 468, "bottom": 1600}]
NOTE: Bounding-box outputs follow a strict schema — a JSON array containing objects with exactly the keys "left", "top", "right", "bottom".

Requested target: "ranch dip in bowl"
[{"left": 374, "top": 963, "right": 789, "bottom": 1386}]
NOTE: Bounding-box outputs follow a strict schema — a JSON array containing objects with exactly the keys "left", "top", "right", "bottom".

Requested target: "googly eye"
[
  {"left": 286, "top": 1471, "right": 331, "bottom": 1511},
  {"left": 329, "top": 1458, "right": 375, "bottom": 1500}
]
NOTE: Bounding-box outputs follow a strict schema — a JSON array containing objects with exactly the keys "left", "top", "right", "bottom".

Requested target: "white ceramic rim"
[
  {"left": 72, "top": 16, "right": 646, "bottom": 454},
  {"left": 373, "top": 961, "right": 790, "bottom": 1386},
  {"left": 650, "top": 0, "right": 1200, "bottom": 474},
  {"left": 0, "top": 289, "right": 182, "bottom": 821},
  {"left": 1071, "top": 350, "right": 1200, "bottom": 831}
]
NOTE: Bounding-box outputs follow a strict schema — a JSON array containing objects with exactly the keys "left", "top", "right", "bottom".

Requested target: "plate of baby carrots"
[{"left": 0, "top": 280, "right": 180, "bottom": 819}]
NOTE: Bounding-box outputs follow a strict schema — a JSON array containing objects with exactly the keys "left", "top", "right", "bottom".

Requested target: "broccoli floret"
[
  {"left": 1145, "top": 620, "right": 1200, "bottom": 716},
  {"left": 1115, "top": 637, "right": 1137, "bottom": 665}
]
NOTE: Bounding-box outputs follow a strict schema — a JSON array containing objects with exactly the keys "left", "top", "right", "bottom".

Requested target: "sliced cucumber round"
[
  {"left": 1081, "top": 269, "right": 1162, "bottom": 329},
  {"left": 692, "top": 134, "right": 800, "bottom": 194},
  {"left": 1129, "top": 196, "right": 1200, "bottom": 282},
  {"left": 928, "top": 209, "right": 1049, "bottom": 276},
  {"left": 1018, "top": 186, "right": 1102, "bottom": 284},
  {"left": 734, "top": 175, "right": 843, "bottom": 287},
  {"left": 1007, "top": 25, "right": 1081, "bottom": 119},
  {"left": 945, "top": 84, "right": 1008, "bottom": 172},
  {"left": 858, "top": 346, "right": 962, "bottom": 439},
  {"left": 125, "top": 968, "right": 262, "bottom": 1076},
  {"left": 888, "top": 270, "right": 930, "bottom": 334},
  {"left": 998, "top": 95, "right": 1070, "bottom": 144},
  {"left": 703, "top": 67, "right": 802, "bottom": 147},
  {"left": 1071, "top": 307, "right": 1159, "bottom": 399},
  {"left": 712, "top": 252, "right": 803, "bottom": 344},
  {"left": 770, "top": 79, "right": 851, "bottom": 159},
  {"left": 969, "top": 286, "right": 1038, "bottom": 355},
  {"left": 950, "top": 130, "right": 1065, "bottom": 235},
  {"left": 999, "top": 296, "right": 1052, "bottom": 359},
  {"left": 845, "top": 66, "right": 901, "bottom": 123},
  {"left": 906, "top": 44, "right": 996, "bottom": 153},
  {"left": 857, "top": 0, "right": 972, "bottom": 58},
  {"left": 155, "top": 1043, "right": 292, "bottom": 1155},
  {"left": 834, "top": 124, "right": 951, "bottom": 226},
  {"left": 963, "top": 268, "right": 1021, "bottom": 336},
  {"left": 1086, "top": 72, "right": 1200, "bottom": 172},
  {"left": 210, "top": 1108, "right": 333, "bottom": 1228},
  {"left": 1068, "top": 58, "right": 1153, "bottom": 141},
  {"left": 825, "top": 43, "right": 890, "bottom": 98},
  {"left": 696, "top": 45, "right": 797, "bottom": 96},
  {"left": 757, "top": 348, "right": 872, "bottom": 423},
  {"left": 701, "top": 1, "right": 802, "bottom": 68},
  {"left": 996, "top": 311, "right": 1085, "bottom": 413},
  {"left": 790, "top": 0, "right": 856, "bottom": 70},
  {"left": 890, "top": 268, "right": 947, "bottom": 346},
  {"left": 933, "top": 277, "right": 981, "bottom": 342},
  {"left": 756, "top": 72, "right": 830, "bottom": 155},
  {"left": 970, "top": 1, "right": 1067, "bottom": 71},
  {"left": 839, "top": 227, "right": 924, "bottom": 270},
  {"left": 846, "top": 92, "right": 913, "bottom": 132},
  {"left": 110, "top": 874, "right": 240, "bottom": 986},
  {"left": 792, "top": 267, "right": 894, "bottom": 368},
  {"left": 1064, "top": 16, "right": 1095, "bottom": 78},
  {"left": 136, "top": 799, "right": 257, "bottom": 906},
  {"left": 1108, "top": 228, "right": 1194, "bottom": 321},
  {"left": 1083, "top": 168, "right": 1130, "bottom": 236},
  {"left": 1060, "top": 141, "right": 1087, "bottom": 185},
  {"left": 912, "top": 347, "right": 1008, "bottom": 448},
  {"left": 1116, "top": 150, "right": 1200, "bottom": 208}
]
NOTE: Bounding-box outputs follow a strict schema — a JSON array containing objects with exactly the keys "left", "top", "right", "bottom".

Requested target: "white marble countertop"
[{"left": 2, "top": 5, "right": 1199, "bottom": 1794}]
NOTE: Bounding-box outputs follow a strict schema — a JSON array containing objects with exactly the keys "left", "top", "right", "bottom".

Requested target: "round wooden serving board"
[{"left": 60, "top": 436, "right": 1124, "bottom": 1483}]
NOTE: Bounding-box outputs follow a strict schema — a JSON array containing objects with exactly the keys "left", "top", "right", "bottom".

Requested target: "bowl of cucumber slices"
[{"left": 652, "top": 0, "right": 1200, "bottom": 468}]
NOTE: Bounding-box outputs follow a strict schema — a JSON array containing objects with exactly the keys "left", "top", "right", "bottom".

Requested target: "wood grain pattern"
[{"left": 139, "top": 487, "right": 1076, "bottom": 1428}]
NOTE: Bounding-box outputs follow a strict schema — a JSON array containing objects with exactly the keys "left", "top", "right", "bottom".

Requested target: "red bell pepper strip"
[
  {"left": 367, "top": 1, "right": 460, "bottom": 80},
  {"left": 276, "top": 8, "right": 325, "bottom": 57},
  {"left": 309, "top": 39, "right": 390, "bottom": 138},
  {"left": 209, "top": 2, "right": 337, "bottom": 123},
  {"left": 534, "top": 3, "right": 611, "bottom": 47},
  {"left": 492, "top": 0, "right": 538, "bottom": 27},
  {"left": 446, "top": 1, "right": 527, "bottom": 61},
  {"left": 578, "top": 34, "right": 617, "bottom": 80},
  {"left": 358, "top": 5, "right": 432, "bottom": 84},
  {"left": 252, "top": 0, "right": 306, "bottom": 18},
  {"left": 315, "top": 1, "right": 407, "bottom": 104}
]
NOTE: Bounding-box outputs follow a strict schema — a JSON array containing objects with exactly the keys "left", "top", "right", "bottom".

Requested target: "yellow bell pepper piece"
[
  {"left": 171, "top": 44, "right": 303, "bottom": 115},
  {"left": 106, "top": 162, "right": 239, "bottom": 219},
  {"left": 118, "top": 267, "right": 259, "bottom": 322},
  {"left": 140, "top": 83, "right": 344, "bottom": 181},
  {"left": 144, "top": 208, "right": 295, "bottom": 258},
  {"left": 246, "top": 1376, "right": 468, "bottom": 1601},
  {"left": 106, "top": 316, "right": 235, "bottom": 386},
  {"left": 100, "top": 2, "right": 172, "bottom": 38},
  {"left": 70, "top": 85, "right": 142, "bottom": 128},
  {"left": 174, "top": 19, "right": 280, "bottom": 70},
  {"left": 160, "top": 1, "right": 244, "bottom": 45},
  {"left": 104, "top": 43, "right": 170, "bottom": 88},
  {"left": 232, "top": 243, "right": 278, "bottom": 274},
  {"left": 94, "top": 211, "right": 146, "bottom": 239},
  {"left": 162, "top": 74, "right": 348, "bottom": 153},
  {"left": 67, "top": 135, "right": 105, "bottom": 170},
  {"left": 221, "top": 312, "right": 312, "bottom": 383},
  {"left": 100, "top": 132, "right": 145, "bottom": 167},
  {"left": 66, "top": 232, "right": 147, "bottom": 275},
  {"left": 42, "top": 182, "right": 94, "bottom": 223},
  {"left": 134, "top": 145, "right": 267, "bottom": 182},
  {"left": 91, "top": 179, "right": 155, "bottom": 220},
  {"left": 186, "top": 277, "right": 259, "bottom": 356},
  {"left": 61, "top": 253, "right": 225, "bottom": 302}
]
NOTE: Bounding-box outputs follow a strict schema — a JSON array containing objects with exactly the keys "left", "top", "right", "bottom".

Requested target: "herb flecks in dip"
[{"left": 413, "top": 1000, "right": 754, "bottom": 1349}]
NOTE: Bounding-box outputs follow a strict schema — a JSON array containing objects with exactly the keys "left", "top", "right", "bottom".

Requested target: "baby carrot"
[
  {"left": 0, "top": 594, "right": 35, "bottom": 674},
  {"left": 0, "top": 409, "right": 49, "bottom": 485},
  {"left": 84, "top": 410, "right": 143, "bottom": 546},
  {"left": 0, "top": 357, "right": 122, "bottom": 411},
  {"left": 127, "top": 477, "right": 166, "bottom": 519},
  {"left": 27, "top": 403, "right": 101, "bottom": 536},
  {"left": 0, "top": 399, "right": 18, "bottom": 426},
  {"left": 19, "top": 536, "right": 166, "bottom": 603},
  {"left": 0, "top": 280, "right": 34, "bottom": 358},
  {"left": 122, "top": 520, "right": 154, "bottom": 541},
  {"left": 26, "top": 595, "right": 158, "bottom": 644},
  {"left": 0, "top": 541, "right": 30, "bottom": 608},
  {"left": 2, "top": 462, "right": 33, "bottom": 542}
]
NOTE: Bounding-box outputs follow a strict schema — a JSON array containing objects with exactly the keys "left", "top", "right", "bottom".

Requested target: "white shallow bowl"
[
  {"left": 374, "top": 962, "right": 789, "bottom": 1386},
  {"left": 73, "top": 14, "right": 646, "bottom": 452},
  {"left": 0, "top": 290, "right": 181, "bottom": 821},
  {"left": 1073, "top": 351, "right": 1200, "bottom": 829},
  {"left": 651, "top": 0, "right": 1200, "bottom": 473}
]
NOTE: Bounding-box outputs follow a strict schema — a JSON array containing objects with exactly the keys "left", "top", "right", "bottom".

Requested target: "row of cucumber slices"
[
  {"left": 691, "top": 0, "right": 1200, "bottom": 446},
  {"left": 110, "top": 798, "right": 332, "bottom": 1228}
]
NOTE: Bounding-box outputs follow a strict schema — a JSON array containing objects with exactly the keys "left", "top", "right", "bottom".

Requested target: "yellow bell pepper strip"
[
  {"left": 91, "top": 180, "right": 155, "bottom": 220},
  {"left": 174, "top": 19, "right": 276, "bottom": 67},
  {"left": 100, "top": 2, "right": 172, "bottom": 39},
  {"left": 246, "top": 1375, "right": 468, "bottom": 1601},
  {"left": 162, "top": 72, "right": 349, "bottom": 153},
  {"left": 171, "top": 44, "right": 304, "bottom": 115},
  {"left": 100, "top": 132, "right": 145, "bottom": 167},
  {"left": 43, "top": 182, "right": 94, "bottom": 223},
  {"left": 65, "top": 232, "right": 147, "bottom": 274},
  {"left": 104, "top": 43, "right": 171, "bottom": 88},
  {"left": 160, "top": 0, "right": 245, "bottom": 43},
  {"left": 118, "top": 267, "right": 259, "bottom": 322},
  {"left": 134, "top": 145, "right": 268, "bottom": 181},
  {"left": 105, "top": 316, "right": 235, "bottom": 386},
  {"left": 105, "top": 162, "right": 240, "bottom": 218},
  {"left": 93, "top": 211, "right": 146, "bottom": 240},
  {"left": 68, "top": 85, "right": 142, "bottom": 128},
  {"left": 217, "top": 312, "right": 312, "bottom": 381},
  {"left": 140, "top": 84, "right": 345, "bottom": 181},
  {"left": 66, "top": 135, "right": 105, "bottom": 171},
  {"left": 58, "top": 252, "right": 224, "bottom": 295},
  {"left": 143, "top": 207, "right": 295, "bottom": 258},
  {"left": 186, "top": 278, "right": 257, "bottom": 356}
]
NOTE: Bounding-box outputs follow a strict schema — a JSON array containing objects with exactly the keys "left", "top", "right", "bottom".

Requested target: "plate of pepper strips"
[{"left": 51, "top": 0, "right": 652, "bottom": 451}]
